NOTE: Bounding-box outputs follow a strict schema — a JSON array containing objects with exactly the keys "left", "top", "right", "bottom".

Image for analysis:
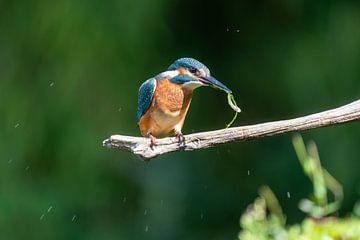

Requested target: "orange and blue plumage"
[{"left": 137, "top": 57, "right": 233, "bottom": 145}]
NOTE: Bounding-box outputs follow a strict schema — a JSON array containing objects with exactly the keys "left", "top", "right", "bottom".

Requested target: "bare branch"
[{"left": 103, "top": 99, "right": 360, "bottom": 160}]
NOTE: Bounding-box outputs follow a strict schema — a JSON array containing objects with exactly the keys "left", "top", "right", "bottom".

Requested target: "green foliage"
[
  {"left": 239, "top": 135, "right": 360, "bottom": 240},
  {"left": 240, "top": 202, "right": 360, "bottom": 240},
  {"left": 293, "top": 134, "right": 343, "bottom": 218}
]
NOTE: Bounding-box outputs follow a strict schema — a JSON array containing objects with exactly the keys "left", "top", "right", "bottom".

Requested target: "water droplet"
[
  {"left": 287, "top": 192, "right": 291, "bottom": 198},
  {"left": 72, "top": 215, "right": 76, "bottom": 222},
  {"left": 247, "top": 170, "right": 250, "bottom": 175},
  {"left": 226, "top": 28, "right": 230, "bottom": 32},
  {"left": 14, "top": 123, "right": 20, "bottom": 128},
  {"left": 144, "top": 225, "right": 149, "bottom": 232},
  {"left": 123, "top": 197, "right": 127, "bottom": 203},
  {"left": 47, "top": 206, "right": 53, "bottom": 213},
  {"left": 236, "top": 29, "right": 240, "bottom": 33},
  {"left": 118, "top": 107, "right": 122, "bottom": 112},
  {"left": 144, "top": 209, "right": 147, "bottom": 215},
  {"left": 50, "top": 82, "right": 54, "bottom": 87},
  {"left": 40, "top": 214, "right": 45, "bottom": 220}
]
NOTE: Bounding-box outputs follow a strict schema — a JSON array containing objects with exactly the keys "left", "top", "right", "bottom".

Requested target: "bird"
[{"left": 137, "top": 57, "right": 233, "bottom": 146}]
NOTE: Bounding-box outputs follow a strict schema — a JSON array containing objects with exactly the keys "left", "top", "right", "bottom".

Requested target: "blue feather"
[
  {"left": 168, "top": 57, "right": 210, "bottom": 75},
  {"left": 137, "top": 78, "right": 156, "bottom": 123}
]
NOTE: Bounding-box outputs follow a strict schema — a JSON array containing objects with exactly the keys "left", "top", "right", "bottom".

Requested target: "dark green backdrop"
[{"left": 1, "top": 0, "right": 360, "bottom": 239}]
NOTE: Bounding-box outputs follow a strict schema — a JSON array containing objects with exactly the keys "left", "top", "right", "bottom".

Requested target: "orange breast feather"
[{"left": 139, "top": 80, "right": 193, "bottom": 138}]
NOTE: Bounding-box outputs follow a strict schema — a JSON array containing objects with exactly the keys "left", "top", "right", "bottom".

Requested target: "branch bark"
[{"left": 103, "top": 99, "right": 360, "bottom": 160}]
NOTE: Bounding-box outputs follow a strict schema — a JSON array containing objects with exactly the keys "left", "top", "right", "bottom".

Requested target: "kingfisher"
[{"left": 137, "top": 57, "right": 233, "bottom": 146}]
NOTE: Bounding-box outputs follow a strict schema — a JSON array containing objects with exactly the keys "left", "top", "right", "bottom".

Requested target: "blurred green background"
[{"left": 1, "top": 0, "right": 360, "bottom": 239}]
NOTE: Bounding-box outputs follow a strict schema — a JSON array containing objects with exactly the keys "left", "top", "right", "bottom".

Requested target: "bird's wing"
[{"left": 137, "top": 78, "right": 157, "bottom": 123}]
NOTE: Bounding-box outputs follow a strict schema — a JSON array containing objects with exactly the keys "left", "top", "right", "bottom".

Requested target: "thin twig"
[{"left": 103, "top": 99, "right": 360, "bottom": 160}]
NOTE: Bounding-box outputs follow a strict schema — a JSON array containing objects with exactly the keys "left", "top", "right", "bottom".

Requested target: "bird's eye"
[{"left": 189, "top": 67, "right": 197, "bottom": 74}]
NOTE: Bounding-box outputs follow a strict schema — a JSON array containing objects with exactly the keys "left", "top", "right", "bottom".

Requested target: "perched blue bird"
[{"left": 137, "top": 57, "right": 233, "bottom": 146}]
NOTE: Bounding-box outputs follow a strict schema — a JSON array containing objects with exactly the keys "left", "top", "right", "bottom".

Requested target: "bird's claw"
[
  {"left": 176, "top": 133, "right": 186, "bottom": 147},
  {"left": 149, "top": 134, "right": 156, "bottom": 149}
]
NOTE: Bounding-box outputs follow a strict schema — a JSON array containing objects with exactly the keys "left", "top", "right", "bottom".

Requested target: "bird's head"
[{"left": 159, "top": 57, "right": 232, "bottom": 93}]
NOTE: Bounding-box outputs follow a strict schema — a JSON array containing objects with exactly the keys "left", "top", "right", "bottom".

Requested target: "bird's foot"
[
  {"left": 149, "top": 134, "right": 156, "bottom": 149},
  {"left": 176, "top": 133, "right": 186, "bottom": 147}
]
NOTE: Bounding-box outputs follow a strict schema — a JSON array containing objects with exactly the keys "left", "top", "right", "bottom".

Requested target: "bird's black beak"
[{"left": 199, "top": 75, "right": 232, "bottom": 94}]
